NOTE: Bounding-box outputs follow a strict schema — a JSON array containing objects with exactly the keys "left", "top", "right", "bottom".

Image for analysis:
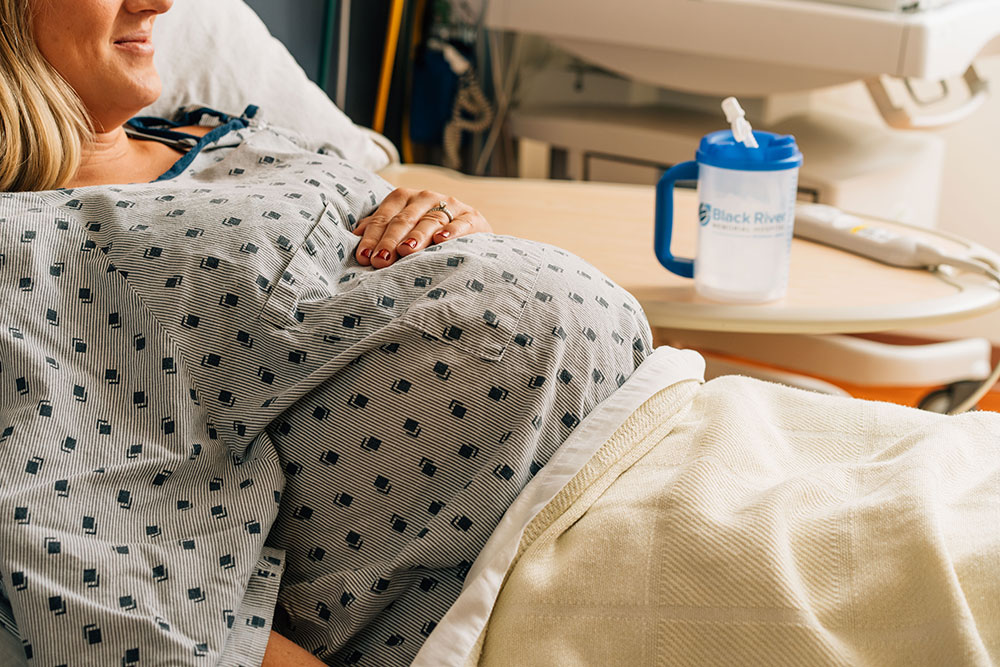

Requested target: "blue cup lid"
[{"left": 696, "top": 130, "right": 802, "bottom": 171}]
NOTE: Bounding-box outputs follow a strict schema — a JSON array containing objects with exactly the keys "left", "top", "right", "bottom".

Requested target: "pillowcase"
[{"left": 144, "top": 0, "right": 397, "bottom": 171}]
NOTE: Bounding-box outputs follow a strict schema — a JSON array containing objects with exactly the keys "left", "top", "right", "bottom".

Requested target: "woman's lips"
[
  {"left": 113, "top": 34, "right": 154, "bottom": 55},
  {"left": 114, "top": 40, "right": 153, "bottom": 55}
]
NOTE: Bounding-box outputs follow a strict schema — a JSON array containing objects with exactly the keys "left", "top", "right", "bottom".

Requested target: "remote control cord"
[{"left": 919, "top": 247, "right": 1000, "bottom": 414}]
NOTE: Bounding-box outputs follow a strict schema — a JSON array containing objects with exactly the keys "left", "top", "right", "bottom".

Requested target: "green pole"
[{"left": 318, "top": 0, "right": 338, "bottom": 94}]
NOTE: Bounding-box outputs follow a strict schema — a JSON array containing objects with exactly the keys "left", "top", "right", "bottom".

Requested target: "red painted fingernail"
[
  {"left": 438, "top": 231, "right": 451, "bottom": 239},
  {"left": 376, "top": 249, "right": 391, "bottom": 261},
  {"left": 360, "top": 248, "right": 372, "bottom": 259},
  {"left": 401, "top": 238, "right": 417, "bottom": 249}
]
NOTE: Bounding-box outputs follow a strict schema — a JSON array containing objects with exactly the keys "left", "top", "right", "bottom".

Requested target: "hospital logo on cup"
[{"left": 699, "top": 204, "right": 712, "bottom": 226}]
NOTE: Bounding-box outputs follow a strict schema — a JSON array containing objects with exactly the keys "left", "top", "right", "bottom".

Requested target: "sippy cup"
[{"left": 654, "top": 124, "right": 803, "bottom": 303}]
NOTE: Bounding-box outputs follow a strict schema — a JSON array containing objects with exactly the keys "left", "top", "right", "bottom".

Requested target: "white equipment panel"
[{"left": 484, "top": 0, "right": 1000, "bottom": 95}]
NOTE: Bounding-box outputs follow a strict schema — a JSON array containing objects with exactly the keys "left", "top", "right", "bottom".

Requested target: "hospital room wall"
[
  {"left": 244, "top": 0, "right": 326, "bottom": 82},
  {"left": 244, "top": 0, "right": 393, "bottom": 137},
  {"left": 813, "top": 59, "right": 1000, "bottom": 344}
]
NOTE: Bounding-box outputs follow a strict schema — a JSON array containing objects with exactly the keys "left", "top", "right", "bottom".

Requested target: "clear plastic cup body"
[{"left": 694, "top": 163, "right": 799, "bottom": 303}]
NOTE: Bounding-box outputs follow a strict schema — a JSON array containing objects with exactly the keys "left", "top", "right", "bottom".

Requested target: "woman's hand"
[
  {"left": 353, "top": 188, "right": 492, "bottom": 268},
  {"left": 262, "top": 630, "right": 325, "bottom": 666}
]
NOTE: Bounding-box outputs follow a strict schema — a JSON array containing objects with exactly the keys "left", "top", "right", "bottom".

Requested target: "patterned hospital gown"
[{"left": 0, "top": 107, "right": 652, "bottom": 665}]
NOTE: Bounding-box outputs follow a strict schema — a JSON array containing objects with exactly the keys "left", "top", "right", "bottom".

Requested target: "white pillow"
[{"left": 143, "top": 0, "right": 397, "bottom": 171}]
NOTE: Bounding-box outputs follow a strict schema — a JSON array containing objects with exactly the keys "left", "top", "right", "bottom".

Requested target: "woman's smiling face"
[{"left": 31, "top": 0, "right": 173, "bottom": 131}]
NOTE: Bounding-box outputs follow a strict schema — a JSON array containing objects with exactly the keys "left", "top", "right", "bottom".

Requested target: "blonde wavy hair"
[{"left": 0, "top": 0, "right": 92, "bottom": 191}]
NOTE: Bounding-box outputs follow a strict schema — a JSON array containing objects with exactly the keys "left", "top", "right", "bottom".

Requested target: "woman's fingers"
[
  {"left": 396, "top": 217, "right": 449, "bottom": 257},
  {"left": 354, "top": 190, "right": 411, "bottom": 264},
  {"left": 370, "top": 202, "right": 452, "bottom": 267},
  {"left": 431, "top": 214, "right": 475, "bottom": 244},
  {"left": 356, "top": 190, "right": 446, "bottom": 266},
  {"left": 356, "top": 189, "right": 441, "bottom": 236},
  {"left": 355, "top": 221, "right": 389, "bottom": 266},
  {"left": 372, "top": 206, "right": 447, "bottom": 269},
  {"left": 354, "top": 188, "right": 408, "bottom": 237},
  {"left": 353, "top": 188, "right": 492, "bottom": 268}
]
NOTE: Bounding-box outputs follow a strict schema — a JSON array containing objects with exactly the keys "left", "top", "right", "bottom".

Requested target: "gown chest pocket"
[
  {"left": 257, "top": 202, "right": 358, "bottom": 331},
  {"left": 396, "top": 236, "right": 543, "bottom": 362}
]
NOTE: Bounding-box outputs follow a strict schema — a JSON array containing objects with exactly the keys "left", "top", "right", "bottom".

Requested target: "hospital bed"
[{"left": 2, "top": 1, "right": 999, "bottom": 665}]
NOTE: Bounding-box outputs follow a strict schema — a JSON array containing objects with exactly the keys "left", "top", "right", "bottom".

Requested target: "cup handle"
[{"left": 654, "top": 160, "right": 698, "bottom": 278}]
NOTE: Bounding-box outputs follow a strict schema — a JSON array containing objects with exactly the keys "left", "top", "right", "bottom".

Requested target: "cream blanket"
[{"left": 471, "top": 376, "right": 1000, "bottom": 666}]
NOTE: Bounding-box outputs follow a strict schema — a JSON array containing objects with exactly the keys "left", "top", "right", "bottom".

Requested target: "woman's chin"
[
  {"left": 128, "top": 74, "right": 163, "bottom": 110},
  {"left": 86, "top": 78, "right": 163, "bottom": 132}
]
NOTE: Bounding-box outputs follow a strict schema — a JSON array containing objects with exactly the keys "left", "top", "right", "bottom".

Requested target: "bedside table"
[{"left": 380, "top": 164, "right": 1000, "bottom": 401}]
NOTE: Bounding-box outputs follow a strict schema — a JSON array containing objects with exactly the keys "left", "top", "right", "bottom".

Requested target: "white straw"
[{"left": 721, "top": 97, "right": 759, "bottom": 149}]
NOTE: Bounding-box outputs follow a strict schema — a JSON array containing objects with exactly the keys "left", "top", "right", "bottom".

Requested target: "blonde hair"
[{"left": 0, "top": 0, "right": 92, "bottom": 191}]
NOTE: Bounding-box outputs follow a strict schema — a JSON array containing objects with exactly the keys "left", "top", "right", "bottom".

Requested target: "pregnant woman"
[{"left": 0, "top": 0, "right": 651, "bottom": 665}]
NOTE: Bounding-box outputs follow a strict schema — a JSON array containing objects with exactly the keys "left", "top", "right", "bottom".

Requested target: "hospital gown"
[{"left": 0, "top": 107, "right": 652, "bottom": 665}]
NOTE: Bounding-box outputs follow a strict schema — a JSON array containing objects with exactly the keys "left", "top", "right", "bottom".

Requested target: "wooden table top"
[{"left": 380, "top": 164, "right": 1000, "bottom": 334}]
